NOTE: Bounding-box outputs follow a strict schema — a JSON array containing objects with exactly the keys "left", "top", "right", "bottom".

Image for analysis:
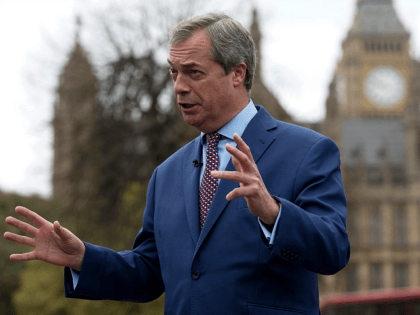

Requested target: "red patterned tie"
[{"left": 199, "top": 133, "right": 221, "bottom": 230}]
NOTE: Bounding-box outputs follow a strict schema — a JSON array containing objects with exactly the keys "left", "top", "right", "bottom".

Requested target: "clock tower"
[
  {"left": 321, "top": 0, "right": 420, "bottom": 298},
  {"left": 336, "top": 0, "right": 411, "bottom": 116}
]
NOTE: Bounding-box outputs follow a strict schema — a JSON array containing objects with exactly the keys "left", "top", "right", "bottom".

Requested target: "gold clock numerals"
[{"left": 364, "top": 66, "right": 406, "bottom": 109}]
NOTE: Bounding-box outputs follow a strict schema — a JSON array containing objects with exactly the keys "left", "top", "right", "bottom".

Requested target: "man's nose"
[{"left": 173, "top": 74, "right": 191, "bottom": 95}]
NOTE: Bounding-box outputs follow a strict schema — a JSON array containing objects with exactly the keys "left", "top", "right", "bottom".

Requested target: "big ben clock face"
[{"left": 363, "top": 66, "right": 406, "bottom": 108}]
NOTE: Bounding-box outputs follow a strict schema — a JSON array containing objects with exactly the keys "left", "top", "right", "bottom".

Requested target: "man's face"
[{"left": 168, "top": 29, "right": 238, "bottom": 133}]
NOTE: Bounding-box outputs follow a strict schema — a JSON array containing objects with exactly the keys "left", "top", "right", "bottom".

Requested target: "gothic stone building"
[
  {"left": 321, "top": 0, "right": 420, "bottom": 296},
  {"left": 52, "top": 32, "right": 101, "bottom": 211}
]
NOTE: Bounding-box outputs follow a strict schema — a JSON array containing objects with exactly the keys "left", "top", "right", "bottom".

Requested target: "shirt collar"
[{"left": 200, "top": 99, "right": 257, "bottom": 144}]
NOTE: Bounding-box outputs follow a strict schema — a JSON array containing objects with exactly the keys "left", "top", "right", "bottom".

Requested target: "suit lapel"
[
  {"left": 195, "top": 106, "right": 277, "bottom": 253},
  {"left": 183, "top": 137, "right": 202, "bottom": 247}
]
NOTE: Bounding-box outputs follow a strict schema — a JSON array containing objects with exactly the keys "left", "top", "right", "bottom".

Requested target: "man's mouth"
[{"left": 180, "top": 103, "right": 197, "bottom": 109}]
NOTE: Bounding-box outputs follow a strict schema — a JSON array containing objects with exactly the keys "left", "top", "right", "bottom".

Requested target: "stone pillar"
[
  {"left": 360, "top": 203, "right": 369, "bottom": 247},
  {"left": 408, "top": 202, "right": 419, "bottom": 246},
  {"left": 359, "top": 262, "right": 370, "bottom": 291},
  {"left": 383, "top": 262, "right": 393, "bottom": 289},
  {"left": 382, "top": 202, "right": 393, "bottom": 289},
  {"left": 409, "top": 202, "right": 420, "bottom": 287},
  {"left": 382, "top": 202, "right": 393, "bottom": 247},
  {"left": 409, "top": 261, "right": 420, "bottom": 287}
]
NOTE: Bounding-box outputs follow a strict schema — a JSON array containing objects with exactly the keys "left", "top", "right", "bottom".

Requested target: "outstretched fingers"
[
  {"left": 231, "top": 154, "right": 243, "bottom": 173},
  {"left": 224, "top": 135, "right": 255, "bottom": 174},
  {"left": 15, "top": 206, "right": 50, "bottom": 228},
  {"left": 225, "top": 143, "right": 250, "bottom": 171},
  {"left": 225, "top": 185, "right": 256, "bottom": 201},
  {"left": 5, "top": 216, "right": 38, "bottom": 237},
  {"left": 212, "top": 169, "right": 252, "bottom": 185},
  {"left": 4, "top": 232, "right": 35, "bottom": 247},
  {"left": 10, "top": 251, "right": 37, "bottom": 262},
  {"left": 233, "top": 133, "right": 254, "bottom": 163}
]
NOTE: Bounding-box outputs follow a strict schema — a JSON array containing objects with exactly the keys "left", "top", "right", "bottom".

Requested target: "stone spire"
[
  {"left": 250, "top": 9, "right": 262, "bottom": 81},
  {"left": 52, "top": 17, "right": 99, "bottom": 202},
  {"left": 75, "top": 15, "right": 82, "bottom": 44},
  {"left": 249, "top": 9, "right": 293, "bottom": 123},
  {"left": 58, "top": 16, "right": 95, "bottom": 94},
  {"left": 345, "top": 0, "right": 409, "bottom": 42}
]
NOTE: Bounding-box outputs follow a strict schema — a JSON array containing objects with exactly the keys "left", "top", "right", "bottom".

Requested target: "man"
[{"left": 4, "top": 12, "right": 350, "bottom": 314}]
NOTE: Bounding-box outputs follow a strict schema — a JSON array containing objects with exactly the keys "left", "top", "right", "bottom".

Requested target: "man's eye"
[
  {"left": 169, "top": 69, "right": 178, "bottom": 80},
  {"left": 190, "top": 70, "right": 203, "bottom": 76}
]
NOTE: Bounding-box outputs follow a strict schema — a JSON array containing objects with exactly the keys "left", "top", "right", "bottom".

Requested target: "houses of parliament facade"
[
  {"left": 320, "top": 0, "right": 420, "bottom": 296},
  {"left": 53, "top": 0, "right": 419, "bottom": 299},
  {"left": 251, "top": 0, "right": 420, "bottom": 297}
]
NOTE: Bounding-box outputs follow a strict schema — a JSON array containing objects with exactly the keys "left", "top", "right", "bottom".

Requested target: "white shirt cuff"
[
  {"left": 70, "top": 268, "right": 80, "bottom": 289},
  {"left": 258, "top": 204, "right": 282, "bottom": 247}
]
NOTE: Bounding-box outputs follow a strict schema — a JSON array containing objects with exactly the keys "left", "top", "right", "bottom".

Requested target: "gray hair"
[{"left": 169, "top": 12, "right": 256, "bottom": 93}]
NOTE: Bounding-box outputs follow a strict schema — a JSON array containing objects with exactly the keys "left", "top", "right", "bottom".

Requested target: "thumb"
[{"left": 53, "top": 221, "right": 72, "bottom": 241}]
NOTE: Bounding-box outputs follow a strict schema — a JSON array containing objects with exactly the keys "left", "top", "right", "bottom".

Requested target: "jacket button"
[{"left": 192, "top": 271, "right": 201, "bottom": 280}]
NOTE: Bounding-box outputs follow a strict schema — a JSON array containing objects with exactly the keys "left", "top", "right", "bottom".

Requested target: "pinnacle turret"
[{"left": 345, "top": 0, "right": 409, "bottom": 42}]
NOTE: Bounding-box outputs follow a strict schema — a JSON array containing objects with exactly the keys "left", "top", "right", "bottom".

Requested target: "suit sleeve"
[
  {"left": 270, "top": 137, "right": 350, "bottom": 275},
  {"left": 64, "top": 169, "right": 165, "bottom": 302}
]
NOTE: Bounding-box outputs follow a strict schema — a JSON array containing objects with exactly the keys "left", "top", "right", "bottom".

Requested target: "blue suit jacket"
[{"left": 65, "top": 106, "right": 350, "bottom": 315}]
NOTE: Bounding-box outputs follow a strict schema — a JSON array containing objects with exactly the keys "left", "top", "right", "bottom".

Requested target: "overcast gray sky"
[{"left": 1, "top": 0, "right": 420, "bottom": 198}]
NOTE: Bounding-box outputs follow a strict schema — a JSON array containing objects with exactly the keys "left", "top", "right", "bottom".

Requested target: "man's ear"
[{"left": 231, "top": 63, "right": 247, "bottom": 88}]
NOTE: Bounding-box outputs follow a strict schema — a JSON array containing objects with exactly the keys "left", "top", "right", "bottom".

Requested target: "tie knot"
[{"left": 206, "top": 133, "right": 221, "bottom": 148}]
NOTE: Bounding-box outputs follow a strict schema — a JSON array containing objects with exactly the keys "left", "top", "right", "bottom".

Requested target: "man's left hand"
[{"left": 211, "top": 133, "right": 280, "bottom": 225}]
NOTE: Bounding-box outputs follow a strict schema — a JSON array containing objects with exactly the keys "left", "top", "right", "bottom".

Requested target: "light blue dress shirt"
[{"left": 72, "top": 100, "right": 281, "bottom": 289}]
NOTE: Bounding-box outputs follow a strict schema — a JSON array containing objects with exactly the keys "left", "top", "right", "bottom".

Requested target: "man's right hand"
[{"left": 4, "top": 206, "right": 85, "bottom": 272}]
